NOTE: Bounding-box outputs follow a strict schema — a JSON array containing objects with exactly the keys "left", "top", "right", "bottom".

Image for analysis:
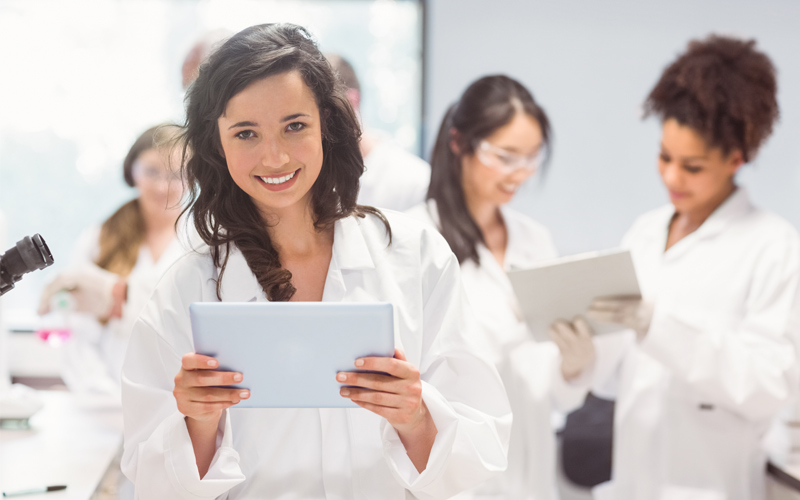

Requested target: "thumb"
[
  {"left": 572, "top": 316, "right": 594, "bottom": 340},
  {"left": 393, "top": 348, "right": 407, "bottom": 361}
]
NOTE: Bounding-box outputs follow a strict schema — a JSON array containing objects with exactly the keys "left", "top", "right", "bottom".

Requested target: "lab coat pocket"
[{"left": 665, "top": 387, "right": 757, "bottom": 497}]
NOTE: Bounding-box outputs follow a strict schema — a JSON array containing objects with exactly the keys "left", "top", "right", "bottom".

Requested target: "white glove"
[
  {"left": 549, "top": 316, "right": 596, "bottom": 381},
  {"left": 38, "top": 264, "right": 120, "bottom": 319},
  {"left": 588, "top": 295, "right": 654, "bottom": 339}
]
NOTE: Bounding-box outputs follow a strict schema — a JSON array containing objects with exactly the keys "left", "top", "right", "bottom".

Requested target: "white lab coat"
[
  {"left": 60, "top": 220, "right": 195, "bottom": 396},
  {"left": 593, "top": 188, "right": 800, "bottom": 500},
  {"left": 120, "top": 211, "right": 512, "bottom": 500},
  {"left": 407, "top": 200, "right": 591, "bottom": 500},
  {"left": 358, "top": 135, "right": 430, "bottom": 212}
]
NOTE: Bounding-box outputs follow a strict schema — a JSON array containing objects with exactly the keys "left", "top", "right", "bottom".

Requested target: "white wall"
[{"left": 424, "top": 0, "right": 800, "bottom": 254}]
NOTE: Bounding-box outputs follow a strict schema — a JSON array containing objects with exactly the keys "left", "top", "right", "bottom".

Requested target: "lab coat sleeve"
[
  {"left": 121, "top": 293, "right": 245, "bottom": 499},
  {"left": 640, "top": 238, "right": 800, "bottom": 423},
  {"left": 380, "top": 228, "right": 512, "bottom": 500}
]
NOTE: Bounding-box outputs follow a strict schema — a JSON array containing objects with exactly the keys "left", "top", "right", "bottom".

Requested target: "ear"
[
  {"left": 727, "top": 149, "right": 745, "bottom": 176},
  {"left": 448, "top": 128, "right": 462, "bottom": 156}
]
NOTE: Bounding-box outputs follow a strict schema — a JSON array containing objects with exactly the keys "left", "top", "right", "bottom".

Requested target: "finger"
[
  {"left": 185, "top": 369, "right": 244, "bottom": 388},
  {"left": 340, "top": 387, "right": 402, "bottom": 409},
  {"left": 350, "top": 399, "right": 401, "bottom": 421},
  {"left": 336, "top": 371, "right": 404, "bottom": 393},
  {"left": 186, "top": 386, "right": 250, "bottom": 404},
  {"left": 591, "top": 295, "right": 641, "bottom": 310},
  {"left": 587, "top": 309, "right": 622, "bottom": 324},
  {"left": 354, "top": 356, "right": 417, "bottom": 380},
  {"left": 182, "top": 353, "right": 222, "bottom": 371},
  {"left": 572, "top": 316, "right": 594, "bottom": 339},
  {"left": 552, "top": 321, "right": 579, "bottom": 348},
  {"left": 548, "top": 327, "right": 570, "bottom": 353},
  {"left": 180, "top": 400, "right": 240, "bottom": 416},
  {"left": 393, "top": 348, "right": 407, "bottom": 362}
]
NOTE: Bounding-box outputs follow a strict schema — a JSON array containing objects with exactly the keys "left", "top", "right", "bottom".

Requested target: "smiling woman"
[
  {"left": 182, "top": 26, "right": 388, "bottom": 303},
  {"left": 120, "top": 23, "right": 512, "bottom": 500}
]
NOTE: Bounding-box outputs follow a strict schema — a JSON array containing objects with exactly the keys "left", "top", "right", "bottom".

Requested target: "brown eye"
[
  {"left": 683, "top": 165, "right": 702, "bottom": 174},
  {"left": 235, "top": 130, "right": 256, "bottom": 140},
  {"left": 286, "top": 122, "right": 305, "bottom": 132}
]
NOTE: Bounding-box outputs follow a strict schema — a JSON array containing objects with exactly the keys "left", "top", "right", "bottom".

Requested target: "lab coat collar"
[
  {"left": 217, "top": 215, "right": 375, "bottom": 302},
  {"left": 499, "top": 206, "right": 530, "bottom": 272},
  {"left": 331, "top": 215, "right": 375, "bottom": 271},
  {"left": 660, "top": 187, "right": 754, "bottom": 260},
  {"left": 424, "top": 199, "right": 525, "bottom": 272}
]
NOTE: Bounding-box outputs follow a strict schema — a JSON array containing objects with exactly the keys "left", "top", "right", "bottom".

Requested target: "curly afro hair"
[{"left": 644, "top": 34, "right": 779, "bottom": 163}]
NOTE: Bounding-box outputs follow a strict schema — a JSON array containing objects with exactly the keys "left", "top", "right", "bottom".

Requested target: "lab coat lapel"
[
  {"left": 663, "top": 188, "right": 753, "bottom": 263},
  {"left": 218, "top": 246, "right": 264, "bottom": 303}
]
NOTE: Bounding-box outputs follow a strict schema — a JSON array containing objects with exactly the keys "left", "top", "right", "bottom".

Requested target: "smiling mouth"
[{"left": 257, "top": 169, "right": 299, "bottom": 185}]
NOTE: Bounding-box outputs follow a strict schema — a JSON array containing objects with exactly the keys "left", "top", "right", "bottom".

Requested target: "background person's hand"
[
  {"left": 549, "top": 316, "right": 596, "bottom": 381},
  {"left": 173, "top": 353, "right": 250, "bottom": 424},
  {"left": 38, "top": 263, "right": 121, "bottom": 319},
  {"left": 588, "top": 295, "right": 654, "bottom": 339}
]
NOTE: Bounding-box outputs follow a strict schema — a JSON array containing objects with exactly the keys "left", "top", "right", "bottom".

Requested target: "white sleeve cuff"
[
  {"left": 164, "top": 409, "right": 246, "bottom": 499},
  {"left": 380, "top": 381, "right": 459, "bottom": 490}
]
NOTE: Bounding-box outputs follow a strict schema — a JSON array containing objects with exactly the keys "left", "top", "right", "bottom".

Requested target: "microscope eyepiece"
[{"left": 0, "top": 234, "right": 54, "bottom": 296}]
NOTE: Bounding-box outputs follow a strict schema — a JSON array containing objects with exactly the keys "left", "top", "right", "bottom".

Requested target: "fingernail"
[
  {"left": 233, "top": 373, "right": 243, "bottom": 382},
  {"left": 239, "top": 391, "right": 250, "bottom": 398},
  {"left": 340, "top": 388, "right": 350, "bottom": 396},
  {"left": 355, "top": 359, "right": 364, "bottom": 367},
  {"left": 337, "top": 373, "right": 346, "bottom": 382},
  {"left": 207, "top": 359, "right": 218, "bottom": 367}
]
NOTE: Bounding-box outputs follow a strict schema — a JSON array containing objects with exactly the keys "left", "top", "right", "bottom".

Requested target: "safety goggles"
[
  {"left": 132, "top": 161, "right": 184, "bottom": 184},
  {"left": 474, "top": 140, "right": 542, "bottom": 174}
]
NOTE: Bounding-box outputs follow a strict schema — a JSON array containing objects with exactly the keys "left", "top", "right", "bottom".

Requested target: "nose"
[
  {"left": 661, "top": 161, "right": 682, "bottom": 189},
  {"left": 260, "top": 137, "right": 291, "bottom": 170}
]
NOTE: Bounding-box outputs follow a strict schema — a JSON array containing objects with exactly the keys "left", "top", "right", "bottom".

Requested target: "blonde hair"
[{"left": 96, "top": 124, "right": 180, "bottom": 276}]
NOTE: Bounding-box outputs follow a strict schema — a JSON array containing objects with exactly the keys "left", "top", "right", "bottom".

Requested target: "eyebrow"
[
  {"left": 227, "top": 113, "right": 311, "bottom": 130},
  {"left": 660, "top": 144, "right": 707, "bottom": 161}
]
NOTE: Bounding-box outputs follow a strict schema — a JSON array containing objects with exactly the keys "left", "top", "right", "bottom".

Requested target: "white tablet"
[
  {"left": 189, "top": 302, "right": 395, "bottom": 408},
  {"left": 507, "top": 249, "right": 640, "bottom": 342}
]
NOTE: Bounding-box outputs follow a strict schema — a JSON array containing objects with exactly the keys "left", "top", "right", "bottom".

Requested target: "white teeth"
[{"left": 260, "top": 170, "right": 297, "bottom": 185}]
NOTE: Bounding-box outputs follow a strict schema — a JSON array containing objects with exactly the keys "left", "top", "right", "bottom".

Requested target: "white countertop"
[{"left": 0, "top": 390, "right": 123, "bottom": 499}]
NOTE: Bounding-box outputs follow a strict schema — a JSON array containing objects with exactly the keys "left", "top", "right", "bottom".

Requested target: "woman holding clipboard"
[
  {"left": 120, "top": 24, "right": 511, "bottom": 499},
  {"left": 584, "top": 35, "right": 800, "bottom": 500},
  {"left": 407, "top": 75, "right": 597, "bottom": 500}
]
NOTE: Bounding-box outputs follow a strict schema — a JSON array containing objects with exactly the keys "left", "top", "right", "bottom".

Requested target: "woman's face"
[
  {"left": 459, "top": 111, "right": 543, "bottom": 208},
  {"left": 132, "top": 147, "right": 185, "bottom": 218},
  {"left": 217, "top": 70, "right": 324, "bottom": 218},
  {"left": 658, "top": 118, "right": 743, "bottom": 214}
]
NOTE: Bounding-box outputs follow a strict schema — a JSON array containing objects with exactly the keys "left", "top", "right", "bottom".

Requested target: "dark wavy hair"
[
  {"left": 181, "top": 23, "right": 390, "bottom": 301},
  {"left": 428, "top": 75, "right": 552, "bottom": 265},
  {"left": 644, "top": 34, "right": 779, "bottom": 162}
]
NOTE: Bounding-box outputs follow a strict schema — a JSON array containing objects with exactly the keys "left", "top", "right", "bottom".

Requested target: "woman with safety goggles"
[
  {"left": 407, "top": 74, "right": 596, "bottom": 500},
  {"left": 37, "top": 124, "right": 191, "bottom": 397}
]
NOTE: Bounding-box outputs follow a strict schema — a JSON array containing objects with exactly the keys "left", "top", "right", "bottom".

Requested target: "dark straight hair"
[
  {"left": 427, "top": 75, "right": 552, "bottom": 265},
  {"left": 181, "top": 23, "right": 390, "bottom": 301}
]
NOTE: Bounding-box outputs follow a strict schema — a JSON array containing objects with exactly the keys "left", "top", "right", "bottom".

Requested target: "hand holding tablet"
[{"left": 337, "top": 348, "right": 428, "bottom": 431}]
